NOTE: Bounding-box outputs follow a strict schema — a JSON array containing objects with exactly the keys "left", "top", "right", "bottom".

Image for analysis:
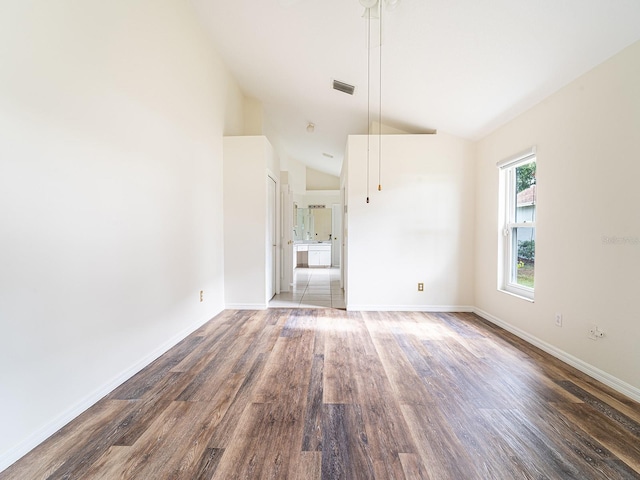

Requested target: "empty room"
[{"left": 1, "top": 0, "right": 639, "bottom": 478}]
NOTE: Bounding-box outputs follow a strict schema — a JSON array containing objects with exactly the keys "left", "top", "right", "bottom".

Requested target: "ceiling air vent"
[{"left": 332, "top": 79, "right": 356, "bottom": 96}]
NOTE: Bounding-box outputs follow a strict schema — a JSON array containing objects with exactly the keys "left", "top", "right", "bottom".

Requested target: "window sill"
[{"left": 498, "top": 288, "right": 534, "bottom": 303}]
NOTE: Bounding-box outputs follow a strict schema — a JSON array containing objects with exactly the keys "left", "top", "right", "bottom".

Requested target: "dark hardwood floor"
[{"left": 3, "top": 309, "right": 640, "bottom": 479}]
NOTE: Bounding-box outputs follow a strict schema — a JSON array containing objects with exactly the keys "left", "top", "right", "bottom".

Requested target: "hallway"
[{"left": 270, "top": 268, "right": 345, "bottom": 309}]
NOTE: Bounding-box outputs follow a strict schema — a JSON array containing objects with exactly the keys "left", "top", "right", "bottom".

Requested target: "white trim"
[
  {"left": 225, "top": 303, "right": 268, "bottom": 310},
  {"left": 0, "top": 309, "right": 222, "bottom": 473},
  {"left": 501, "top": 277, "right": 535, "bottom": 301},
  {"left": 496, "top": 146, "right": 536, "bottom": 169},
  {"left": 347, "top": 304, "right": 475, "bottom": 312},
  {"left": 474, "top": 308, "right": 640, "bottom": 403},
  {"left": 499, "top": 153, "right": 536, "bottom": 300},
  {"left": 497, "top": 287, "right": 534, "bottom": 303}
]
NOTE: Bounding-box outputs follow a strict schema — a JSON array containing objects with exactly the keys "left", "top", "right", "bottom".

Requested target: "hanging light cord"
[
  {"left": 378, "top": 2, "right": 382, "bottom": 192},
  {"left": 366, "top": 6, "right": 371, "bottom": 204}
]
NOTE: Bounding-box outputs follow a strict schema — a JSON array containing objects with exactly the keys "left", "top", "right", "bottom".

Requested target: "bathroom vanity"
[{"left": 295, "top": 242, "right": 331, "bottom": 267}]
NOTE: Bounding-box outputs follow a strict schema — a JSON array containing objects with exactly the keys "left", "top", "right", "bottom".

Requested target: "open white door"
[
  {"left": 280, "top": 185, "right": 294, "bottom": 292},
  {"left": 267, "top": 176, "right": 277, "bottom": 300},
  {"left": 331, "top": 203, "right": 341, "bottom": 267}
]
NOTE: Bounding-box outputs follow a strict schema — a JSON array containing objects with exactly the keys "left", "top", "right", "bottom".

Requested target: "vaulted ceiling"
[{"left": 192, "top": 0, "right": 640, "bottom": 176}]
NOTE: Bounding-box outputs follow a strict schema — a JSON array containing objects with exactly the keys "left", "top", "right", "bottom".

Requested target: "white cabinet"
[
  {"left": 308, "top": 244, "right": 331, "bottom": 267},
  {"left": 296, "top": 243, "right": 331, "bottom": 267}
]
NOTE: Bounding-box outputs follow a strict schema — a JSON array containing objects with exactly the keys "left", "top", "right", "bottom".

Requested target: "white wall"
[
  {"left": 223, "top": 136, "right": 279, "bottom": 309},
  {"left": 475, "top": 40, "right": 640, "bottom": 396},
  {"left": 296, "top": 191, "right": 341, "bottom": 208},
  {"left": 243, "top": 97, "right": 264, "bottom": 135},
  {"left": 345, "top": 133, "right": 475, "bottom": 310},
  {"left": 281, "top": 156, "right": 307, "bottom": 196},
  {"left": 0, "top": 0, "right": 244, "bottom": 469},
  {"left": 306, "top": 167, "right": 340, "bottom": 190}
]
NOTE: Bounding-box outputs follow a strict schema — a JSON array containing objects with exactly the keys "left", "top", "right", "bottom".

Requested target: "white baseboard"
[
  {"left": 347, "top": 304, "right": 475, "bottom": 312},
  {"left": 0, "top": 309, "right": 222, "bottom": 474},
  {"left": 473, "top": 308, "right": 640, "bottom": 403},
  {"left": 225, "top": 303, "right": 267, "bottom": 310}
]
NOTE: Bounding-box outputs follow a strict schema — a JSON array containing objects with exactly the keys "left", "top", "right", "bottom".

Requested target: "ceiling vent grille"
[{"left": 332, "top": 80, "right": 356, "bottom": 95}]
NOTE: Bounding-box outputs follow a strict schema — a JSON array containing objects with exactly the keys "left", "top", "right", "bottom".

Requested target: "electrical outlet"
[
  {"left": 200, "top": 290, "right": 204, "bottom": 302},
  {"left": 554, "top": 313, "right": 562, "bottom": 327},
  {"left": 588, "top": 324, "right": 605, "bottom": 340},
  {"left": 417, "top": 283, "right": 424, "bottom": 292}
]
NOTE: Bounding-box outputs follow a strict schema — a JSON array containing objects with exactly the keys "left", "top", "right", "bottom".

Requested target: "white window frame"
[{"left": 497, "top": 147, "right": 536, "bottom": 301}]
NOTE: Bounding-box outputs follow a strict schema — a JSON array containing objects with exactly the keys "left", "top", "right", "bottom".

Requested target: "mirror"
[{"left": 294, "top": 207, "right": 332, "bottom": 241}]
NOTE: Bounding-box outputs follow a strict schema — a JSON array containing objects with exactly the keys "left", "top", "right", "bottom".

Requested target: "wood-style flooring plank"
[
  {"left": 296, "top": 451, "right": 321, "bottom": 480},
  {"left": 84, "top": 400, "right": 218, "bottom": 479},
  {"left": 176, "top": 311, "right": 266, "bottom": 402},
  {"left": 321, "top": 403, "right": 375, "bottom": 480},
  {"left": 0, "top": 400, "right": 131, "bottom": 480},
  {"left": 211, "top": 316, "right": 314, "bottom": 478},
  {"left": 169, "top": 310, "right": 254, "bottom": 375},
  {"left": 400, "top": 402, "right": 481, "bottom": 480},
  {"left": 365, "top": 311, "right": 436, "bottom": 406},
  {"left": 206, "top": 352, "right": 267, "bottom": 449},
  {"left": 533, "top": 401, "right": 640, "bottom": 479},
  {"left": 302, "top": 353, "right": 325, "bottom": 452},
  {"left": 107, "top": 335, "right": 204, "bottom": 400},
  {"left": 555, "top": 401, "right": 640, "bottom": 474},
  {"left": 211, "top": 399, "right": 305, "bottom": 480},
  {"left": 322, "top": 314, "right": 360, "bottom": 405},
  {"left": 561, "top": 375, "right": 640, "bottom": 425},
  {"left": 112, "top": 371, "right": 189, "bottom": 446},
  {"left": 251, "top": 333, "right": 314, "bottom": 405},
  {"left": 398, "top": 452, "right": 430, "bottom": 480},
  {"left": 478, "top": 407, "right": 591, "bottom": 479},
  {"left": 192, "top": 447, "right": 225, "bottom": 480}
]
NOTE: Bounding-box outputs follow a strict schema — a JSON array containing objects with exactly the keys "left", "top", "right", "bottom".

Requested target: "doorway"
[{"left": 269, "top": 267, "right": 345, "bottom": 309}]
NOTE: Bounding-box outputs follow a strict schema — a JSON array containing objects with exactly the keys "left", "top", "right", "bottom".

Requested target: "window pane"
[
  {"left": 515, "top": 163, "right": 536, "bottom": 223},
  {"left": 500, "top": 153, "right": 536, "bottom": 300},
  {"left": 512, "top": 227, "right": 535, "bottom": 287}
]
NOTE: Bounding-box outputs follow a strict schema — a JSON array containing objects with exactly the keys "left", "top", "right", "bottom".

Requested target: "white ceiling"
[{"left": 192, "top": 0, "right": 640, "bottom": 176}]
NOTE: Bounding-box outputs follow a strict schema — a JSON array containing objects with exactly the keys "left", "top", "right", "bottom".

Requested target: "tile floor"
[{"left": 269, "top": 267, "right": 345, "bottom": 309}]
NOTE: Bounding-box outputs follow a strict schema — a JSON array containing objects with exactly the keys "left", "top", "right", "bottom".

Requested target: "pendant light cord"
[
  {"left": 378, "top": 3, "right": 382, "bottom": 192},
  {"left": 366, "top": 7, "right": 371, "bottom": 204}
]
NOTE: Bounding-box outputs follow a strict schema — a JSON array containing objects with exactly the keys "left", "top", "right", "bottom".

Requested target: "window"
[{"left": 498, "top": 148, "right": 536, "bottom": 300}]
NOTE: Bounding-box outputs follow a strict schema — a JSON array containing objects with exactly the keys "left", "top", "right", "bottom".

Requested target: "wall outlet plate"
[
  {"left": 554, "top": 313, "right": 562, "bottom": 327},
  {"left": 588, "top": 324, "right": 604, "bottom": 340},
  {"left": 417, "top": 283, "right": 424, "bottom": 292}
]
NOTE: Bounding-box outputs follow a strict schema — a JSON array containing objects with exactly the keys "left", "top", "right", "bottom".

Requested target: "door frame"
[{"left": 266, "top": 172, "right": 280, "bottom": 301}]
